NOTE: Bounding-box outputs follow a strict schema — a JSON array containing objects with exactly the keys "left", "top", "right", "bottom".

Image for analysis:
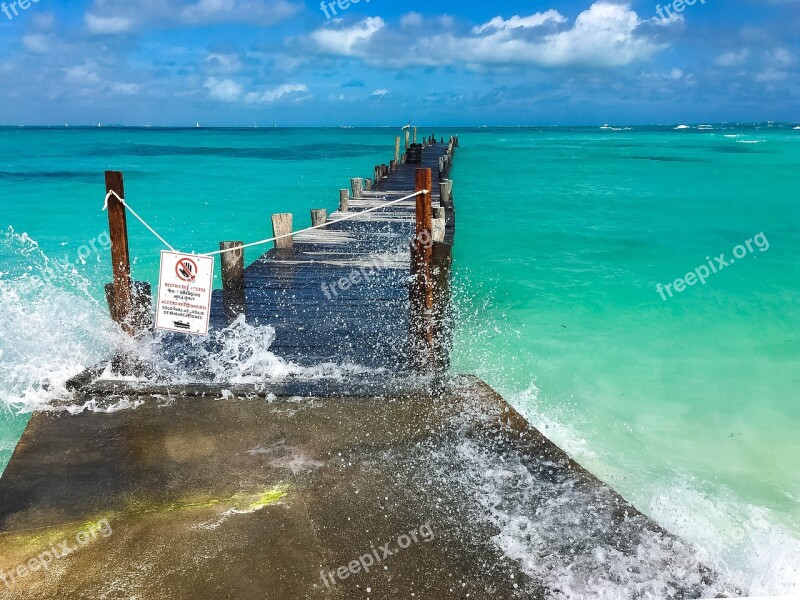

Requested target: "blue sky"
[{"left": 0, "top": 0, "right": 797, "bottom": 125}]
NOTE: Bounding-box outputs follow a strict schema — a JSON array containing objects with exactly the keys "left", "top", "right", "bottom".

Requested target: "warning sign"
[{"left": 155, "top": 251, "right": 214, "bottom": 336}]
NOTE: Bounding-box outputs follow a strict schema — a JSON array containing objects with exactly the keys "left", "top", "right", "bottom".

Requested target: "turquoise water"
[{"left": 1, "top": 125, "right": 799, "bottom": 594}]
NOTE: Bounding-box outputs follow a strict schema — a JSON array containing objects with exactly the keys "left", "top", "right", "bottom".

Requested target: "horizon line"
[{"left": 0, "top": 121, "right": 797, "bottom": 129}]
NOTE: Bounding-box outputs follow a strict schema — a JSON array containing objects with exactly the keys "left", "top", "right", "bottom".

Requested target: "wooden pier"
[{"left": 0, "top": 136, "right": 735, "bottom": 599}]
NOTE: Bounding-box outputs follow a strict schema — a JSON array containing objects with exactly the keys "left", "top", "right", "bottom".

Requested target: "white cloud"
[
  {"left": 529, "top": 2, "right": 661, "bottom": 67},
  {"left": 473, "top": 10, "right": 566, "bottom": 34},
  {"left": 755, "top": 69, "right": 788, "bottom": 83},
  {"left": 22, "top": 34, "right": 49, "bottom": 54},
  {"left": 310, "top": 17, "right": 385, "bottom": 56},
  {"left": 668, "top": 67, "right": 683, "bottom": 79},
  {"left": 31, "top": 12, "right": 56, "bottom": 30},
  {"left": 111, "top": 82, "right": 141, "bottom": 95},
  {"left": 84, "top": 0, "right": 301, "bottom": 33},
  {"left": 244, "top": 83, "right": 309, "bottom": 103},
  {"left": 400, "top": 12, "right": 423, "bottom": 29},
  {"left": 650, "top": 12, "right": 683, "bottom": 26},
  {"left": 371, "top": 89, "right": 389, "bottom": 97},
  {"left": 307, "top": 3, "right": 664, "bottom": 69},
  {"left": 85, "top": 14, "right": 134, "bottom": 34},
  {"left": 204, "top": 77, "right": 243, "bottom": 102},
  {"left": 64, "top": 63, "right": 102, "bottom": 85},
  {"left": 767, "top": 47, "right": 795, "bottom": 66},
  {"left": 204, "top": 52, "right": 242, "bottom": 74},
  {"left": 715, "top": 49, "right": 749, "bottom": 67}
]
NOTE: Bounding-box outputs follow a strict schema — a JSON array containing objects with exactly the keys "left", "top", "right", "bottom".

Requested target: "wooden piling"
[
  {"left": 104, "top": 280, "right": 152, "bottom": 333},
  {"left": 413, "top": 127, "right": 417, "bottom": 144},
  {"left": 219, "top": 242, "right": 246, "bottom": 319},
  {"left": 405, "top": 130, "right": 410, "bottom": 150},
  {"left": 271, "top": 214, "right": 293, "bottom": 249},
  {"left": 364, "top": 179, "right": 373, "bottom": 191},
  {"left": 410, "top": 168, "right": 434, "bottom": 370},
  {"left": 104, "top": 171, "right": 135, "bottom": 336},
  {"left": 439, "top": 180, "right": 452, "bottom": 208},
  {"left": 310, "top": 209, "right": 327, "bottom": 226},
  {"left": 390, "top": 159, "right": 396, "bottom": 173},
  {"left": 350, "top": 178, "right": 363, "bottom": 199},
  {"left": 432, "top": 218, "right": 445, "bottom": 242},
  {"left": 394, "top": 136, "right": 401, "bottom": 164},
  {"left": 432, "top": 207, "right": 446, "bottom": 242},
  {"left": 339, "top": 189, "right": 349, "bottom": 212}
]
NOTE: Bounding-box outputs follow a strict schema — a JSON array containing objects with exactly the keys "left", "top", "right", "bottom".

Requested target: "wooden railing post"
[
  {"left": 311, "top": 209, "right": 327, "bottom": 226},
  {"left": 219, "top": 241, "right": 245, "bottom": 320},
  {"left": 271, "top": 213, "right": 293, "bottom": 249},
  {"left": 410, "top": 167, "right": 433, "bottom": 370},
  {"left": 432, "top": 207, "right": 446, "bottom": 242},
  {"left": 104, "top": 171, "right": 135, "bottom": 336},
  {"left": 439, "top": 179, "right": 452, "bottom": 208},
  {"left": 350, "top": 178, "right": 363, "bottom": 199}
]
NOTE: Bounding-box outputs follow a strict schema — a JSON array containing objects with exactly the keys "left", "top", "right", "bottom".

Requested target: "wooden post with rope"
[{"left": 104, "top": 171, "right": 135, "bottom": 336}]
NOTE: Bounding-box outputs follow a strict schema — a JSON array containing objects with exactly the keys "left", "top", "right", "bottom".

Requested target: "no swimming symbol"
[{"left": 175, "top": 257, "right": 198, "bottom": 283}]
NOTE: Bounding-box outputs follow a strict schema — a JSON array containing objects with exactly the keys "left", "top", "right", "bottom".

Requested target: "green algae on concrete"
[{"left": 124, "top": 484, "right": 289, "bottom": 516}]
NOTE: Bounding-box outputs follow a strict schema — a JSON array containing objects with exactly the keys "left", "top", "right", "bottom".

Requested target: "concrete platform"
[{"left": 0, "top": 377, "right": 732, "bottom": 599}]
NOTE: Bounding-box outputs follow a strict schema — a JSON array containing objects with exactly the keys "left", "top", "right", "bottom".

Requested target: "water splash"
[{"left": 0, "top": 228, "right": 116, "bottom": 412}]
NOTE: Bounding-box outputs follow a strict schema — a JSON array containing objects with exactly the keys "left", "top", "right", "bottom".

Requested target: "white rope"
[
  {"left": 102, "top": 189, "right": 428, "bottom": 257},
  {"left": 103, "top": 190, "right": 177, "bottom": 252},
  {"left": 201, "top": 189, "right": 428, "bottom": 257}
]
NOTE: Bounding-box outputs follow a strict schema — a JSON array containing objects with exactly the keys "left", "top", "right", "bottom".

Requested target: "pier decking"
[
  {"left": 0, "top": 138, "right": 735, "bottom": 599},
  {"left": 206, "top": 141, "right": 453, "bottom": 369}
]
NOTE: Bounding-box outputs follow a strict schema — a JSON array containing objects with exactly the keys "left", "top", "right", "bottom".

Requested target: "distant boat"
[
  {"left": 794, "top": 126, "right": 800, "bottom": 130},
  {"left": 674, "top": 125, "right": 691, "bottom": 130},
  {"left": 97, "top": 122, "right": 102, "bottom": 127},
  {"left": 196, "top": 122, "right": 201, "bottom": 128},
  {"left": 401, "top": 121, "right": 411, "bottom": 130},
  {"left": 698, "top": 125, "right": 713, "bottom": 130}
]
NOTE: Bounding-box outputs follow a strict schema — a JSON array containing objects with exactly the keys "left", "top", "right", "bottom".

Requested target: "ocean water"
[{"left": 1, "top": 125, "right": 798, "bottom": 595}]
